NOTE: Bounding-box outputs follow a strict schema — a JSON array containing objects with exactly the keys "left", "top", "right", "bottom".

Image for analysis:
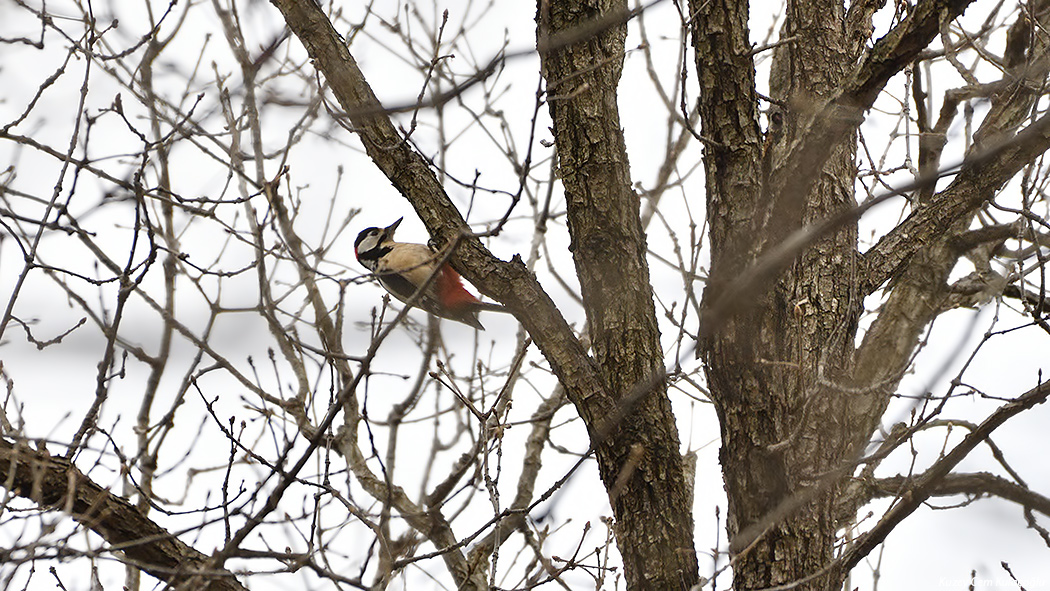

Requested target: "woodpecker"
[{"left": 354, "top": 217, "right": 505, "bottom": 329}]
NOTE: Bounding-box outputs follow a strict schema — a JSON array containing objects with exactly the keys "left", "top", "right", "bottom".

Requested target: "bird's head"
[{"left": 354, "top": 217, "right": 403, "bottom": 267}]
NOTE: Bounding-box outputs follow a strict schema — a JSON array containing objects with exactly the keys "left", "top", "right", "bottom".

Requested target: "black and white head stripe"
[
  {"left": 354, "top": 228, "right": 387, "bottom": 260},
  {"left": 355, "top": 218, "right": 402, "bottom": 268}
]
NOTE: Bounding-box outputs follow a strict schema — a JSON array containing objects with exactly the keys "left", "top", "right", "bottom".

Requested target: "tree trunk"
[
  {"left": 538, "top": 1, "right": 700, "bottom": 589},
  {"left": 688, "top": 0, "right": 1050, "bottom": 587},
  {"left": 693, "top": 0, "right": 871, "bottom": 588}
]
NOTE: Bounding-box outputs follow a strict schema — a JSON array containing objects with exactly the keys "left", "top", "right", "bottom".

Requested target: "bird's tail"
[
  {"left": 443, "top": 300, "right": 510, "bottom": 330},
  {"left": 470, "top": 301, "right": 511, "bottom": 314}
]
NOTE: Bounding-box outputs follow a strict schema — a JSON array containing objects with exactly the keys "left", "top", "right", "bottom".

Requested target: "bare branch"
[
  {"left": 0, "top": 437, "right": 247, "bottom": 591},
  {"left": 836, "top": 380, "right": 1050, "bottom": 574}
]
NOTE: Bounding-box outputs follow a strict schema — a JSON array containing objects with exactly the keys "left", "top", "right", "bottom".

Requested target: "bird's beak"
[{"left": 384, "top": 217, "right": 403, "bottom": 237}]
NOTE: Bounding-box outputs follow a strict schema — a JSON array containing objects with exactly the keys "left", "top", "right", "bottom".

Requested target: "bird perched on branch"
[{"left": 354, "top": 217, "right": 506, "bottom": 329}]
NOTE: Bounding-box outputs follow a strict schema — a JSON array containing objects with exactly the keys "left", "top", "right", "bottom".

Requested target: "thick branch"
[
  {"left": 688, "top": 0, "right": 763, "bottom": 294},
  {"left": 0, "top": 437, "right": 247, "bottom": 591},
  {"left": 860, "top": 112, "right": 1050, "bottom": 294},
  {"left": 851, "top": 5, "right": 1050, "bottom": 466},
  {"left": 861, "top": 0, "right": 1050, "bottom": 294}
]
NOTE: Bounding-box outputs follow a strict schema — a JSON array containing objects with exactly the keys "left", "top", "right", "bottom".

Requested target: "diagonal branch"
[
  {"left": 835, "top": 380, "right": 1050, "bottom": 574},
  {"left": 871, "top": 472, "right": 1050, "bottom": 516},
  {"left": 850, "top": 0, "right": 1050, "bottom": 446},
  {"left": 860, "top": 111, "right": 1050, "bottom": 294},
  {"left": 264, "top": 0, "right": 615, "bottom": 429},
  {"left": 0, "top": 437, "right": 247, "bottom": 591}
]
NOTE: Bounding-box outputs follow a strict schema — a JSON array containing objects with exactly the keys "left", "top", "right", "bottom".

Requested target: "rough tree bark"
[
  {"left": 690, "top": 0, "right": 1050, "bottom": 589},
  {"left": 538, "top": 1, "right": 699, "bottom": 589}
]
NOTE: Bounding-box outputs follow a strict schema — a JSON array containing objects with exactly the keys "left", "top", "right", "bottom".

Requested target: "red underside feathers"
[{"left": 437, "top": 266, "right": 480, "bottom": 310}]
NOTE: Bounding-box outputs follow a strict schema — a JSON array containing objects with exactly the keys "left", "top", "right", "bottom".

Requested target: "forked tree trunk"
[
  {"left": 693, "top": 0, "right": 874, "bottom": 589},
  {"left": 689, "top": 0, "right": 1039, "bottom": 588}
]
